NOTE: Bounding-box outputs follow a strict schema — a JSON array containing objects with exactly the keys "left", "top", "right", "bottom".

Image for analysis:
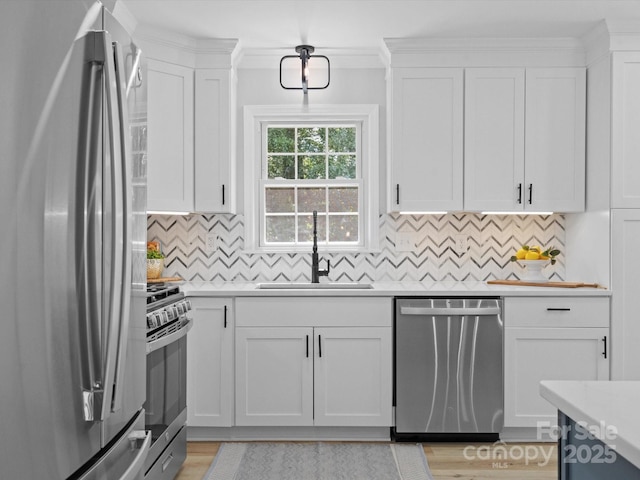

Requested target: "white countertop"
[
  {"left": 540, "top": 381, "right": 640, "bottom": 469},
  {"left": 181, "top": 280, "right": 610, "bottom": 297}
]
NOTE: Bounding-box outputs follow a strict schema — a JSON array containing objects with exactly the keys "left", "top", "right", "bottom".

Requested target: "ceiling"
[{"left": 121, "top": 0, "right": 640, "bottom": 51}]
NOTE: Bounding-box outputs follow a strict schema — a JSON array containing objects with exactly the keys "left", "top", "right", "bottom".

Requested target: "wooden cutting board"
[
  {"left": 487, "top": 279, "right": 604, "bottom": 289},
  {"left": 147, "top": 276, "right": 183, "bottom": 284}
]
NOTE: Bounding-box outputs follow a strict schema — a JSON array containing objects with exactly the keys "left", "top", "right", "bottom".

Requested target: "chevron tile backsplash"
[{"left": 147, "top": 213, "right": 565, "bottom": 282}]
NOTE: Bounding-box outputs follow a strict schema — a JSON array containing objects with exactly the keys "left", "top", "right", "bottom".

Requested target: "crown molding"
[
  {"left": 383, "top": 37, "right": 586, "bottom": 67},
  {"left": 133, "top": 24, "right": 239, "bottom": 68},
  {"left": 606, "top": 19, "right": 640, "bottom": 51},
  {"left": 134, "top": 24, "right": 383, "bottom": 70},
  {"left": 582, "top": 19, "right": 640, "bottom": 66}
]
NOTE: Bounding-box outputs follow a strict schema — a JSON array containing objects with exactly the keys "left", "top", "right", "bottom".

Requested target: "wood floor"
[{"left": 175, "top": 441, "right": 558, "bottom": 479}]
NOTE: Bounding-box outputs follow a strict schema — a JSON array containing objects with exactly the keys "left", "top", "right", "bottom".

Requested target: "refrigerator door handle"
[
  {"left": 79, "top": 30, "right": 115, "bottom": 422},
  {"left": 110, "top": 40, "right": 134, "bottom": 413},
  {"left": 99, "top": 28, "right": 125, "bottom": 422},
  {"left": 80, "top": 57, "right": 103, "bottom": 422}
]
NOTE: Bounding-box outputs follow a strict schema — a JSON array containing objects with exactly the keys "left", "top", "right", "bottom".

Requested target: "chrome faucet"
[{"left": 311, "top": 211, "right": 330, "bottom": 283}]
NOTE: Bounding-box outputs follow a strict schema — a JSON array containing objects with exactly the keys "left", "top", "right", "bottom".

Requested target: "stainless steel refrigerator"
[{"left": 0, "top": 1, "right": 149, "bottom": 479}]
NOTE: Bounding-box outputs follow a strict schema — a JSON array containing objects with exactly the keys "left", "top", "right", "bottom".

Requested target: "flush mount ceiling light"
[{"left": 280, "top": 45, "right": 330, "bottom": 94}]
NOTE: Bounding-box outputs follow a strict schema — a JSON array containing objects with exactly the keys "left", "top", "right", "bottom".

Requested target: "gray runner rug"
[{"left": 203, "top": 442, "right": 434, "bottom": 480}]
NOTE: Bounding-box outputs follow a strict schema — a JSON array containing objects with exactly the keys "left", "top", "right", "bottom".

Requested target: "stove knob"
[
  {"left": 161, "top": 311, "right": 169, "bottom": 325},
  {"left": 185, "top": 300, "right": 192, "bottom": 311},
  {"left": 146, "top": 314, "right": 154, "bottom": 328}
]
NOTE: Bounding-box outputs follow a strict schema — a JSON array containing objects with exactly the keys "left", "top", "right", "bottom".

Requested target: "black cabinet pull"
[
  {"left": 318, "top": 335, "right": 322, "bottom": 358},
  {"left": 222, "top": 184, "right": 226, "bottom": 205},
  {"left": 546, "top": 308, "right": 571, "bottom": 311},
  {"left": 603, "top": 336, "right": 607, "bottom": 359},
  {"left": 517, "top": 183, "right": 522, "bottom": 204},
  {"left": 223, "top": 305, "right": 227, "bottom": 328},
  {"left": 306, "top": 335, "right": 309, "bottom": 358},
  {"left": 396, "top": 184, "right": 400, "bottom": 205},
  {"left": 528, "top": 183, "right": 533, "bottom": 204}
]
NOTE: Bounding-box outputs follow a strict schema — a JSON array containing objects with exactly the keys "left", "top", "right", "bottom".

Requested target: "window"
[
  {"left": 244, "top": 105, "right": 379, "bottom": 252},
  {"left": 263, "top": 125, "right": 361, "bottom": 246}
]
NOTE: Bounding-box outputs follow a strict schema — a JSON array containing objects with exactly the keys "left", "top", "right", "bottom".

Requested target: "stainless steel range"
[{"left": 144, "top": 283, "right": 193, "bottom": 479}]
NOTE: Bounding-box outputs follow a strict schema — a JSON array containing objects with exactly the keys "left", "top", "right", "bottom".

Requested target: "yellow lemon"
[
  {"left": 516, "top": 248, "right": 527, "bottom": 260},
  {"left": 529, "top": 245, "right": 541, "bottom": 253},
  {"left": 525, "top": 251, "right": 541, "bottom": 260}
]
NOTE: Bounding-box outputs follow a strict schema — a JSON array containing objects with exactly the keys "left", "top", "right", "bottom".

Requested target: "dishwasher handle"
[{"left": 400, "top": 306, "right": 501, "bottom": 316}]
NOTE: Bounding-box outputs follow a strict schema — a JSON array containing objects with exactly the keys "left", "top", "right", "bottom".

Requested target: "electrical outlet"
[
  {"left": 396, "top": 233, "right": 414, "bottom": 252},
  {"left": 454, "top": 234, "right": 468, "bottom": 254},
  {"left": 205, "top": 233, "right": 217, "bottom": 253}
]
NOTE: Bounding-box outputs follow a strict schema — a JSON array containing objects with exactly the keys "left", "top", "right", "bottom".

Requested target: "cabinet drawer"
[
  {"left": 236, "top": 297, "right": 392, "bottom": 327},
  {"left": 504, "top": 297, "right": 609, "bottom": 328}
]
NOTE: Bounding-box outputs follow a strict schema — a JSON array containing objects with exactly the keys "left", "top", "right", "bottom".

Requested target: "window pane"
[
  {"left": 328, "top": 187, "right": 358, "bottom": 212},
  {"left": 260, "top": 121, "right": 364, "bottom": 249},
  {"left": 328, "top": 154, "right": 356, "bottom": 179},
  {"left": 268, "top": 127, "right": 295, "bottom": 152},
  {"left": 328, "top": 215, "right": 359, "bottom": 242},
  {"left": 265, "top": 188, "right": 295, "bottom": 213},
  {"left": 328, "top": 127, "right": 356, "bottom": 152},
  {"left": 298, "top": 214, "right": 326, "bottom": 242},
  {"left": 267, "top": 155, "right": 295, "bottom": 179},
  {"left": 298, "top": 187, "right": 326, "bottom": 213},
  {"left": 265, "top": 216, "right": 295, "bottom": 242},
  {"left": 297, "top": 127, "right": 326, "bottom": 153},
  {"left": 298, "top": 155, "right": 326, "bottom": 179}
]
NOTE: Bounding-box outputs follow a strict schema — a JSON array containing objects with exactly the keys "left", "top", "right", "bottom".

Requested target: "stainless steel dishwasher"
[{"left": 394, "top": 298, "right": 503, "bottom": 441}]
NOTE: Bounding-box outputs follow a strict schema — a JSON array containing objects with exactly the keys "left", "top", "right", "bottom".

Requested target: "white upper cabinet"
[
  {"left": 464, "top": 68, "right": 525, "bottom": 211},
  {"left": 464, "top": 67, "right": 585, "bottom": 212},
  {"left": 389, "top": 67, "right": 464, "bottom": 212},
  {"left": 611, "top": 52, "right": 640, "bottom": 208},
  {"left": 144, "top": 36, "right": 238, "bottom": 214},
  {"left": 524, "top": 68, "right": 586, "bottom": 212},
  {"left": 194, "top": 69, "right": 236, "bottom": 213},
  {"left": 146, "top": 59, "right": 194, "bottom": 212},
  {"left": 385, "top": 36, "right": 588, "bottom": 215}
]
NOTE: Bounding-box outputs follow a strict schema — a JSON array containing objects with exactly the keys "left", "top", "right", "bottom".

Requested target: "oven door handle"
[{"left": 146, "top": 317, "right": 193, "bottom": 355}]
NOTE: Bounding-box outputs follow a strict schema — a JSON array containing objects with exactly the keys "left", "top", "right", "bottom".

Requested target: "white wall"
[{"left": 235, "top": 66, "right": 387, "bottom": 214}]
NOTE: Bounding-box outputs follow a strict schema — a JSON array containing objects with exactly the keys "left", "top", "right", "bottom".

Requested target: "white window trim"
[{"left": 243, "top": 104, "right": 379, "bottom": 253}]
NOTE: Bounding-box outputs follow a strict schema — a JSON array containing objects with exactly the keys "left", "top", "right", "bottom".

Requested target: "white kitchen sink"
[{"left": 256, "top": 282, "right": 373, "bottom": 290}]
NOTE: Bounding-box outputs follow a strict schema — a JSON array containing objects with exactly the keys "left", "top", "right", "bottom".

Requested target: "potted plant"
[{"left": 147, "top": 241, "right": 164, "bottom": 279}]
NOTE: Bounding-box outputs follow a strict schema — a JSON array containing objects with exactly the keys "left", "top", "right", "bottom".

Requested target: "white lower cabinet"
[
  {"left": 504, "top": 297, "right": 609, "bottom": 430},
  {"left": 234, "top": 297, "right": 393, "bottom": 427},
  {"left": 186, "top": 297, "right": 233, "bottom": 427},
  {"left": 313, "top": 327, "right": 392, "bottom": 427},
  {"left": 235, "top": 327, "right": 313, "bottom": 426}
]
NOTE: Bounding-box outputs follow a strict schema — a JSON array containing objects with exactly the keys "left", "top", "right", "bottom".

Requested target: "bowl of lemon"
[{"left": 510, "top": 245, "right": 560, "bottom": 282}]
